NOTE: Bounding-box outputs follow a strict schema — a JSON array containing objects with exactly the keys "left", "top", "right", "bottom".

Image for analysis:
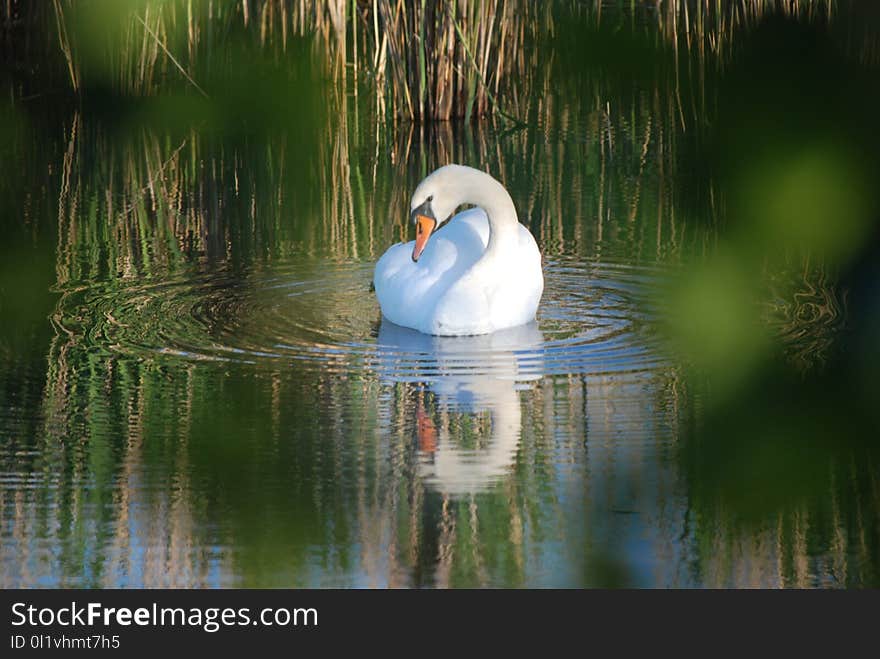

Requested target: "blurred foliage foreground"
[
  {"left": 557, "top": 5, "right": 880, "bottom": 529},
  {"left": 689, "top": 15, "right": 880, "bottom": 529}
]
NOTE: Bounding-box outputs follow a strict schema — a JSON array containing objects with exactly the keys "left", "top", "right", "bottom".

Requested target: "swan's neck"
[{"left": 461, "top": 173, "right": 519, "bottom": 261}]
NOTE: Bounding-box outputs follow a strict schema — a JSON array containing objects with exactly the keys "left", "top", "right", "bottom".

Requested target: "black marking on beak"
[{"left": 410, "top": 198, "right": 436, "bottom": 225}]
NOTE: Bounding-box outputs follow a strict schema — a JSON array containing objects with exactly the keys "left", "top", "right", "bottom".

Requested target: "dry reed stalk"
[
  {"left": 50, "top": 0, "right": 78, "bottom": 92},
  {"left": 30, "top": 0, "right": 854, "bottom": 109}
]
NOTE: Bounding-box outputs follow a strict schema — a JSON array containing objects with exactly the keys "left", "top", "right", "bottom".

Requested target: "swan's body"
[{"left": 373, "top": 165, "right": 543, "bottom": 336}]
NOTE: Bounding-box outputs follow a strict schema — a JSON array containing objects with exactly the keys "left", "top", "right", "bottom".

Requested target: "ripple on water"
[{"left": 53, "top": 256, "right": 670, "bottom": 380}]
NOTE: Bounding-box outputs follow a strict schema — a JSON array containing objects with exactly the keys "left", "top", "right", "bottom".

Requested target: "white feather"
[{"left": 373, "top": 166, "right": 544, "bottom": 336}]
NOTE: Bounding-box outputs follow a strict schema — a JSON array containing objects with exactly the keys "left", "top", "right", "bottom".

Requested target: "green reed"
[{"left": 6, "top": 1, "right": 840, "bottom": 122}]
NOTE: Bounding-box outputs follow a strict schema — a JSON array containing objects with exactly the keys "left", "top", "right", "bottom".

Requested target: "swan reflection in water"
[{"left": 375, "top": 320, "right": 544, "bottom": 495}]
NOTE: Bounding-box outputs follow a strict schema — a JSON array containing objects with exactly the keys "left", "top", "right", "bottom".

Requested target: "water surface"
[{"left": 1, "top": 65, "right": 878, "bottom": 587}]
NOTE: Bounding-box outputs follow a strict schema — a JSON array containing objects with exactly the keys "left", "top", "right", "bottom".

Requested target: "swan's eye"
[{"left": 426, "top": 195, "right": 433, "bottom": 203}]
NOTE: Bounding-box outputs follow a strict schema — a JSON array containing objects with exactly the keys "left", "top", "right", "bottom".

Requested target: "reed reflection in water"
[{"left": 3, "top": 105, "right": 874, "bottom": 589}]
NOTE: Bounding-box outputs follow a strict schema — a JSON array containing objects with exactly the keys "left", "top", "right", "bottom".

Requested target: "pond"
[{"left": 1, "top": 1, "right": 879, "bottom": 588}]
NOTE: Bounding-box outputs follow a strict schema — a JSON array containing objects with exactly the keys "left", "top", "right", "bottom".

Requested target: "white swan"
[{"left": 373, "top": 164, "right": 543, "bottom": 336}]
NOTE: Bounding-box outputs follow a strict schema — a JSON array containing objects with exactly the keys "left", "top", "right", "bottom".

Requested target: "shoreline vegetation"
[{"left": 2, "top": 1, "right": 848, "bottom": 122}]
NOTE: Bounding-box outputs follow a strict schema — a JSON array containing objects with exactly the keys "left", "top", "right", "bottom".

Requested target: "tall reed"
[{"left": 4, "top": 1, "right": 856, "bottom": 124}]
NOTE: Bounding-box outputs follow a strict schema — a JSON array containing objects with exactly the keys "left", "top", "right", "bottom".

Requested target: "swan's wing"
[{"left": 373, "top": 211, "right": 489, "bottom": 332}]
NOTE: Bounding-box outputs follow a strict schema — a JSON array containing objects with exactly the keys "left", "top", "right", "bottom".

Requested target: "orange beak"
[{"left": 412, "top": 214, "right": 437, "bottom": 262}]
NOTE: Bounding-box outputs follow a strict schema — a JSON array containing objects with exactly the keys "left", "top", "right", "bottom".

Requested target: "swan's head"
[{"left": 409, "top": 164, "right": 476, "bottom": 262}]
